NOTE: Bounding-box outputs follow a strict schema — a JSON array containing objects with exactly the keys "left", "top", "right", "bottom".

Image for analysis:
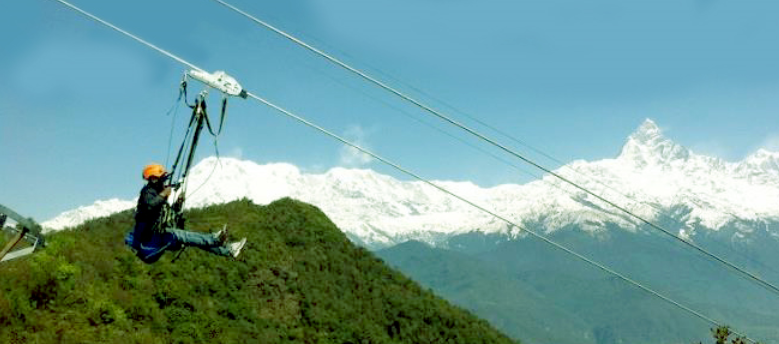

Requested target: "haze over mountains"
[{"left": 45, "top": 119, "right": 779, "bottom": 248}]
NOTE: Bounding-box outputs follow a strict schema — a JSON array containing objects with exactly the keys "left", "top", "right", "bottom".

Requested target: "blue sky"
[{"left": 2, "top": 0, "right": 778, "bottom": 221}]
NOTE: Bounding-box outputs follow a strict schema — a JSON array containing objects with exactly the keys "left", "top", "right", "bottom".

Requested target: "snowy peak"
[
  {"left": 735, "top": 149, "right": 779, "bottom": 180},
  {"left": 618, "top": 119, "right": 690, "bottom": 166},
  {"left": 741, "top": 149, "right": 779, "bottom": 172},
  {"left": 630, "top": 119, "right": 663, "bottom": 144},
  {"left": 42, "top": 198, "right": 136, "bottom": 232},
  {"left": 44, "top": 119, "right": 779, "bottom": 249}
]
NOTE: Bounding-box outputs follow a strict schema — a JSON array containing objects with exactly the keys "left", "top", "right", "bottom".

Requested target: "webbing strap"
[{"left": 204, "top": 96, "right": 228, "bottom": 137}]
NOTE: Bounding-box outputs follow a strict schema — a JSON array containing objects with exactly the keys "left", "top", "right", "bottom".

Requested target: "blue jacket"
[{"left": 126, "top": 184, "right": 176, "bottom": 263}]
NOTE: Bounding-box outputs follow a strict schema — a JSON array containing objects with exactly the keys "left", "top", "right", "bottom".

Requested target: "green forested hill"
[
  {"left": 376, "top": 240, "right": 591, "bottom": 344},
  {"left": 378, "top": 229, "right": 779, "bottom": 344},
  {"left": 0, "top": 198, "right": 517, "bottom": 344}
]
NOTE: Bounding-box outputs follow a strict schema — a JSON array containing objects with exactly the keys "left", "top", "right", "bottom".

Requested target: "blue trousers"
[{"left": 126, "top": 227, "right": 229, "bottom": 263}]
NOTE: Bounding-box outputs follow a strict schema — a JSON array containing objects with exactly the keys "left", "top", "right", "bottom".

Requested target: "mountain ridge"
[
  {"left": 2, "top": 199, "right": 517, "bottom": 343},
  {"left": 43, "top": 119, "right": 779, "bottom": 249}
]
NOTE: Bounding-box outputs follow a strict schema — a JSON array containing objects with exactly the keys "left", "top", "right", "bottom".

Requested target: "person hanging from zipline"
[{"left": 126, "top": 163, "right": 246, "bottom": 263}]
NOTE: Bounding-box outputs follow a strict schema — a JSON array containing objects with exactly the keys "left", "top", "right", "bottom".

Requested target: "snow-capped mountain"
[
  {"left": 42, "top": 199, "right": 136, "bottom": 231},
  {"left": 43, "top": 119, "right": 779, "bottom": 248}
]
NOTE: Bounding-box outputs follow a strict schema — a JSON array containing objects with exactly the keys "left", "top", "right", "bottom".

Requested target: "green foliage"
[
  {"left": 693, "top": 326, "right": 760, "bottom": 344},
  {"left": 0, "top": 198, "right": 517, "bottom": 343},
  {"left": 379, "top": 227, "right": 779, "bottom": 344},
  {"left": 377, "top": 240, "right": 588, "bottom": 344}
]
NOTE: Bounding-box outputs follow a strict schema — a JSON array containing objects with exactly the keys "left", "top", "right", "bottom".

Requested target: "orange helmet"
[{"left": 142, "top": 164, "right": 167, "bottom": 180}]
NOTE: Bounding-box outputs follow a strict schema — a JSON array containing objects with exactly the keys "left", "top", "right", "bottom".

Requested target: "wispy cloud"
[
  {"left": 690, "top": 140, "right": 732, "bottom": 160},
  {"left": 303, "top": 164, "right": 327, "bottom": 174},
  {"left": 339, "top": 125, "right": 374, "bottom": 167},
  {"left": 761, "top": 134, "right": 779, "bottom": 152},
  {"left": 227, "top": 146, "right": 244, "bottom": 159}
]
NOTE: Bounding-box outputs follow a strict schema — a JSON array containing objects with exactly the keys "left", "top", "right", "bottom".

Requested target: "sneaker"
[
  {"left": 228, "top": 238, "right": 247, "bottom": 258},
  {"left": 212, "top": 224, "right": 228, "bottom": 245}
]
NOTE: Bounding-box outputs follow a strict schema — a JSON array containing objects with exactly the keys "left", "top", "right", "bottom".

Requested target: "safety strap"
[
  {"left": 180, "top": 78, "right": 195, "bottom": 108},
  {"left": 204, "top": 96, "right": 228, "bottom": 137}
]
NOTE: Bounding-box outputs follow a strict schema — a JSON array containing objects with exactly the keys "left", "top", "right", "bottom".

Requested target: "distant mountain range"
[
  {"left": 377, "top": 225, "right": 779, "bottom": 344},
  {"left": 41, "top": 119, "right": 779, "bottom": 343},
  {"left": 44, "top": 119, "right": 779, "bottom": 249}
]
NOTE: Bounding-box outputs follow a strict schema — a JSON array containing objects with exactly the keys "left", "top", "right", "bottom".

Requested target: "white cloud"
[
  {"left": 690, "top": 140, "right": 732, "bottom": 160},
  {"left": 227, "top": 146, "right": 244, "bottom": 159},
  {"left": 303, "top": 164, "right": 327, "bottom": 174},
  {"left": 339, "top": 125, "right": 374, "bottom": 167},
  {"left": 761, "top": 134, "right": 779, "bottom": 152}
]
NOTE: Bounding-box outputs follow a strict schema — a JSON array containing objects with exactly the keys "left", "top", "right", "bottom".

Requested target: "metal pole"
[
  {"left": 182, "top": 99, "right": 207, "bottom": 182},
  {"left": 0, "top": 227, "right": 28, "bottom": 262}
]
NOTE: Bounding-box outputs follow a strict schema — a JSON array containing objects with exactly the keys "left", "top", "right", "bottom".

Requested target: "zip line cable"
[
  {"left": 374, "top": 76, "right": 763, "bottom": 237},
  {"left": 291, "top": 56, "right": 659, "bottom": 232},
  {"left": 208, "top": 0, "right": 779, "bottom": 298},
  {"left": 47, "top": 1, "right": 760, "bottom": 341},
  {"left": 292, "top": 56, "right": 550, "bottom": 184},
  {"left": 382, "top": 77, "right": 753, "bottom": 220},
  {"left": 318, "top": 58, "right": 779, "bottom": 281},
  {"left": 249, "top": 89, "right": 744, "bottom": 340},
  {"left": 207, "top": 0, "right": 779, "bottom": 282},
  {"left": 212, "top": 0, "right": 760, "bottom": 235},
  {"left": 278, "top": 44, "right": 778, "bottom": 280},
  {"left": 51, "top": 0, "right": 202, "bottom": 72},
  {"left": 281, "top": 32, "right": 779, "bottom": 275}
]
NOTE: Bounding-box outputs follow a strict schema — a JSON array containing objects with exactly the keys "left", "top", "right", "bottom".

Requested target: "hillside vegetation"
[
  {"left": 0, "top": 198, "right": 516, "bottom": 344},
  {"left": 379, "top": 227, "right": 779, "bottom": 344}
]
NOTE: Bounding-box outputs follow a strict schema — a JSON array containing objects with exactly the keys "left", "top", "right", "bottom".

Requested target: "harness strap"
[{"left": 203, "top": 96, "right": 229, "bottom": 137}]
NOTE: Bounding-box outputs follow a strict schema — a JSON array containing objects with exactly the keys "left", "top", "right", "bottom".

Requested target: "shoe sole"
[
  {"left": 214, "top": 225, "right": 228, "bottom": 245},
  {"left": 232, "top": 238, "right": 247, "bottom": 258}
]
